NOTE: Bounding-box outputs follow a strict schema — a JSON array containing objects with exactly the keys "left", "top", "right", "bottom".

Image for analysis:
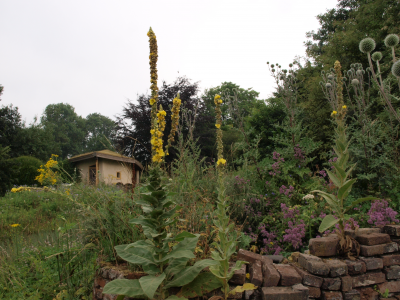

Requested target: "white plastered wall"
[{"left": 100, "top": 159, "right": 133, "bottom": 185}]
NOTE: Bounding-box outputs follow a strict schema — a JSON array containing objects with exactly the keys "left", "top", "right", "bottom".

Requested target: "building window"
[{"left": 116, "top": 172, "right": 121, "bottom": 179}]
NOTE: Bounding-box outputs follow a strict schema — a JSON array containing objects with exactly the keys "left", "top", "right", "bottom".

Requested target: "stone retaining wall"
[{"left": 94, "top": 225, "right": 400, "bottom": 300}]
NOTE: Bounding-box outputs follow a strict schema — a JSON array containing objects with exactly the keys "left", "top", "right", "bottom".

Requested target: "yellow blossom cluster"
[
  {"left": 11, "top": 186, "right": 31, "bottom": 193},
  {"left": 151, "top": 106, "right": 166, "bottom": 163},
  {"left": 10, "top": 224, "right": 20, "bottom": 228},
  {"left": 331, "top": 111, "right": 338, "bottom": 116},
  {"left": 35, "top": 154, "right": 59, "bottom": 186},
  {"left": 166, "top": 94, "right": 182, "bottom": 155},
  {"left": 148, "top": 27, "right": 159, "bottom": 130},
  {"left": 214, "top": 94, "right": 226, "bottom": 172}
]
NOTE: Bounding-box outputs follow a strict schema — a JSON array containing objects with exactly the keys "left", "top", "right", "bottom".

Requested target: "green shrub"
[{"left": 10, "top": 156, "right": 42, "bottom": 186}]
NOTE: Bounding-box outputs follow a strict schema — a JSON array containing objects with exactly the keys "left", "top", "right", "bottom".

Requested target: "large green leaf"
[
  {"left": 141, "top": 194, "right": 159, "bottom": 206},
  {"left": 326, "top": 169, "right": 340, "bottom": 187},
  {"left": 165, "top": 257, "right": 189, "bottom": 279},
  {"left": 338, "top": 179, "right": 356, "bottom": 200},
  {"left": 172, "top": 235, "right": 200, "bottom": 253},
  {"left": 333, "top": 163, "right": 346, "bottom": 182},
  {"left": 139, "top": 273, "right": 166, "bottom": 299},
  {"left": 115, "top": 245, "right": 156, "bottom": 265},
  {"left": 174, "top": 231, "right": 197, "bottom": 241},
  {"left": 160, "top": 206, "right": 180, "bottom": 221},
  {"left": 345, "top": 163, "right": 357, "bottom": 181},
  {"left": 124, "top": 240, "right": 154, "bottom": 251},
  {"left": 165, "top": 296, "right": 187, "bottom": 300},
  {"left": 157, "top": 249, "right": 195, "bottom": 263},
  {"left": 103, "top": 279, "right": 145, "bottom": 298},
  {"left": 345, "top": 196, "right": 378, "bottom": 213},
  {"left": 318, "top": 214, "right": 340, "bottom": 233},
  {"left": 142, "top": 263, "right": 161, "bottom": 276},
  {"left": 180, "top": 272, "right": 222, "bottom": 298},
  {"left": 164, "top": 259, "right": 219, "bottom": 288},
  {"left": 129, "top": 217, "right": 158, "bottom": 230},
  {"left": 312, "top": 190, "right": 339, "bottom": 211}
]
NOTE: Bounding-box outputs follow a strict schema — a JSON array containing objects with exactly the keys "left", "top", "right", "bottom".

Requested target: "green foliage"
[
  {"left": 103, "top": 167, "right": 218, "bottom": 299},
  {"left": 84, "top": 113, "right": 116, "bottom": 152},
  {"left": 10, "top": 156, "right": 43, "bottom": 186},
  {"left": 0, "top": 146, "right": 16, "bottom": 196}
]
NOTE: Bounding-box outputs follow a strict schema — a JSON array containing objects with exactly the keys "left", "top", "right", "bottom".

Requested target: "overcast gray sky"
[{"left": 0, "top": 0, "right": 338, "bottom": 124}]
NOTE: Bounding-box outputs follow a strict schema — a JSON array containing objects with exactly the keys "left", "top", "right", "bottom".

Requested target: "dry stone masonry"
[{"left": 94, "top": 225, "right": 400, "bottom": 300}]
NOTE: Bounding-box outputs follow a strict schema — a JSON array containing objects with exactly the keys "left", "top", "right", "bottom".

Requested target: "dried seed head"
[
  {"left": 351, "top": 79, "right": 360, "bottom": 86},
  {"left": 356, "top": 70, "right": 363, "bottom": 76},
  {"left": 325, "top": 83, "right": 332, "bottom": 88}
]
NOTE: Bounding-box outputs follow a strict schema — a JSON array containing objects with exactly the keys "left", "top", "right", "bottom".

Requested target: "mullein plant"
[
  {"left": 103, "top": 28, "right": 218, "bottom": 300},
  {"left": 313, "top": 61, "right": 377, "bottom": 257},
  {"left": 209, "top": 95, "right": 255, "bottom": 299}
]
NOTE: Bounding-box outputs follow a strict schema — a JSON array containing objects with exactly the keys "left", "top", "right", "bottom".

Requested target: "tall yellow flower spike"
[
  {"left": 166, "top": 93, "right": 182, "bottom": 155},
  {"left": 214, "top": 94, "right": 226, "bottom": 173}
]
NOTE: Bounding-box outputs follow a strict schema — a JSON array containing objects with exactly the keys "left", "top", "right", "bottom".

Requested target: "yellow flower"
[
  {"left": 331, "top": 111, "right": 338, "bottom": 116},
  {"left": 217, "top": 158, "right": 226, "bottom": 166},
  {"left": 149, "top": 98, "right": 156, "bottom": 105},
  {"left": 10, "top": 224, "right": 20, "bottom": 228},
  {"left": 65, "top": 190, "right": 70, "bottom": 196},
  {"left": 246, "top": 273, "right": 250, "bottom": 279},
  {"left": 215, "top": 124, "right": 221, "bottom": 128},
  {"left": 270, "top": 242, "right": 274, "bottom": 245},
  {"left": 342, "top": 105, "right": 347, "bottom": 109}
]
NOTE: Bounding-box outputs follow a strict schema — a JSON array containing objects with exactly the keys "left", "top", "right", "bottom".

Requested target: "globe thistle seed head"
[
  {"left": 351, "top": 79, "right": 360, "bottom": 86},
  {"left": 272, "top": 68, "right": 275, "bottom": 73},
  {"left": 289, "top": 63, "right": 293, "bottom": 68},
  {"left": 283, "top": 69, "right": 287, "bottom": 74},
  {"left": 321, "top": 70, "right": 325, "bottom": 75},
  {"left": 350, "top": 64, "right": 355, "bottom": 68},
  {"left": 342, "top": 77, "right": 347, "bottom": 81},
  {"left": 279, "top": 76, "right": 284, "bottom": 80},
  {"left": 267, "top": 62, "right": 270, "bottom": 64},
  {"left": 366, "top": 67, "right": 371, "bottom": 72},
  {"left": 391, "top": 60, "right": 400, "bottom": 77},
  {"left": 371, "top": 52, "right": 383, "bottom": 62},
  {"left": 356, "top": 70, "right": 363, "bottom": 76},
  {"left": 347, "top": 70, "right": 352, "bottom": 76},
  {"left": 359, "top": 38, "right": 376, "bottom": 53},
  {"left": 385, "top": 34, "right": 399, "bottom": 48},
  {"left": 327, "top": 74, "right": 334, "bottom": 80},
  {"left": 278, "top": 65, "right": 281, "bottom": 68},
  {"left": 319, "top": 81, "right": 323, "bottom": 86},
  {"left": 330, "top": 68, "right": 335, "bottom": 72},
  {"left": 325, "top": 83, "right": 332, "bottom": 88},
  {"left": 289, "top": 70, "right": 293, "bottom": 73},
  {"left": 271, "top": 64, "right": 275, "bottom": 68},
  {"left": 362, "top": 70, "right": 365, "bottom": 74}
]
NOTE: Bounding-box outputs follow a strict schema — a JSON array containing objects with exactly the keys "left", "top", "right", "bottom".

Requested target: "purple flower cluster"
[
  {"left": 244, "top": 198, "right": 263, "bottom": 218},
  {"left": 269, "top": 152, "right": 285, "bottom": 176},
  {"left": 258, "top": 224, "right": 282, "bottom": 255},
  {"left": 279, "top": 185, "right": 295, "bottom": 198},
  {"left": 328, "top": 157, "right": 338, "bottom": 169},
  {"left": 234, "top": 176, "right": 250, "bottom": 189},
  {"left": 281, "top": 203, "right": 299, "bottom": 219},
  {"left": 294, "top": 144, "right": 305, "bottom": 161},
  {"left": 283, "top": 220, "right": 306, "bottom": 249},
  {"left": 319, "top": 170, "right": 327, "bottom": 178},
  {"left": 367, "top": 200, "right": 399, "bottom": 226}
]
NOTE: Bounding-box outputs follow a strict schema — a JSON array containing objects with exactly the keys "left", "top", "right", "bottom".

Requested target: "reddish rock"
[
  {"left": 326, "top": 260, "right": 347, "bottom": 277},
  {"left": 384, "top": 242, "right": 399, "bottom": 253},
  {"left": 321, "top": 291, "right": 343, "bottom": 300},
  {"left": 292, "top": 265, "right": 323, "bottom": 287},
  {"left": 359, "top": 257, "right": 383, "bottom": 271},
  {"left": 322, "top": 277, "right": 341, "bottom": 291},
  {"left": 378, "top": 281, "right": 400, "bottom": 293},
  {"left": 356, "top": 287, "right": 379, "bottom": 300},
  {"left": 382, "top": 254, "right": 400, "bottom": 267},
  {"left": 360, "top": 244, "right": 384, "bottom": 256},
  {"left": 343, "top": 289, "right": 361, "bottom": 300},
  {"left": 307, "top": 286, "right": 321, "bottom": 298},
  {"left": 262, "top": 261, "right": 280, "bottom": 287},
  {"left": 352, "top": 272, "right": 386, "bottom": 288},
  {"left": 383, "top": 225, "right": 400, "bottom": 236},
  {"left": 298, "top": 253, "right": 330, "bottom": 276},
  {"left": 341, "top": 276, "right": 352, "bottom": 292},
  {"left": 275, "top": 264, "right": 302, "bottom": 286},
  {"left": 356, "top": 233, "right": 391, "bottom": 246},
  {"left": 261, "top": 285, "right": 308, "bottom": 300},
  {"left": 346, "top": 228, "right": 381, "bottom": 239},
  {"left": 95, "top": 277, "right": 107, "bottom": 288},
  {"left": 249, "top": 260, "right": 263, "bottom": 287},
  {"left": 309, "top": 236, "right": 339, "bottom": 257},
  {"left": 344, "top": 260, "right": 366, "bottom": 275},
  {"left": 229, "top": 263, "right": 246, "bottom": 285},
  {"left": 384, "top": 265, "right": 400, "bottom": 280},
  {"left": 237, "top": 249, "right": 265, "bottom": 265}
]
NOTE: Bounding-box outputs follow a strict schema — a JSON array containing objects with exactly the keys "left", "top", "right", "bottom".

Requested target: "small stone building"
[{"left": 69, "top": 149, "right": 143, "bottom": 186}]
